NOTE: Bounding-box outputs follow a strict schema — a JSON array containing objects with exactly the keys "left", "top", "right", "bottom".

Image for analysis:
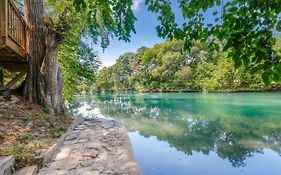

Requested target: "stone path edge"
[
  {"left": 42, "top": 117, "right": 85, "bottom": 166},
  {"left": 115, "top": 123, "right": 141, "bottom": 175},
  {"left": 40, "top": 117, "right": 142, "bottom": 174}
]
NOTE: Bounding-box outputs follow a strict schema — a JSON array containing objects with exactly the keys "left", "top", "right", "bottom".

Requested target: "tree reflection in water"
[{"left": 70, "top": 93, "right": 281, "bottom": 168}]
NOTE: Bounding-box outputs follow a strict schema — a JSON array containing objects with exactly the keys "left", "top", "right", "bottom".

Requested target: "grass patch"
[
  {"left": 0, "top": 144, "right": 35, "bottom": 169},
  {"left": 44, "top": 115, "right": 56, "bottom": 127},
  {"left": 51, "top": 126, "right": 68, "bottom": 138},
  {"left": 43, "top": 107, "right": 51, "bottom": 114},
  {"left": 18, "top": 133, "right": 33, "bottom": 143}
]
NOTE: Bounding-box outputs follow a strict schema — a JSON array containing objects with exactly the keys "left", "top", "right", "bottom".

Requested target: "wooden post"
[{"left": 0, "top": 0, "right": 8, "bottom": 36}]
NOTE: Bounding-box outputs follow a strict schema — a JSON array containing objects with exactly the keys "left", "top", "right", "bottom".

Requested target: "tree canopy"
[
  {"left": 144, "top": 0, "right": 281, "bottom": 84},
  {"left": 95, "top": 39, "right": 276, "bottom": 92},
  {"left": 44, "top": 0, "right": 281, "bottom": 93},
  {"left": 21, "top": 0, "right": 281, "bottom": 104},
  {"left": 48, "top": 0, "right": 137, "bottom": 50},
  {"left": 41, "top": 0, "right": 139, "bottom": 100},
  {"left": 72, "top": 0, "right": 281, "bottom": 84}
]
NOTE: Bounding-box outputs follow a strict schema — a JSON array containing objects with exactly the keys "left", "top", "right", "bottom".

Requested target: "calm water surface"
[{"left": 70, "top": 93, "right": 281, "bottom": 175}]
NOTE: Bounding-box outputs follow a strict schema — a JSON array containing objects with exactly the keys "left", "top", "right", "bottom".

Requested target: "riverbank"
[
  {"left": 95, "top": 87, "right": 281, "bottom": 94},
  {"left": 0, "top": 95, "right": 73, "bottom": 169},
  {"left": 37, "top": 117, "right": 141, "bottom": 175},
  {"left": 0, "top": 95, "right": 141, "bottom": 174},
  {"left": 74, "top": 92, "right": 281, "bottom": 175}
]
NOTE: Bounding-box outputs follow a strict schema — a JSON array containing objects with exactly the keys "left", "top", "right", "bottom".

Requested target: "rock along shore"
[{"left": 37, "top": 117, "right": 142, "bottom": 175}]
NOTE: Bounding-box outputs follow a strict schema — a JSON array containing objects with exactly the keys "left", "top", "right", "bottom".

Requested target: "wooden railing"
[
  {"left": 7, "top": 0, "right": 27, "bottom": 50},
  {"left": 0, "top": 0, "right": 27, "bottom": 52}
]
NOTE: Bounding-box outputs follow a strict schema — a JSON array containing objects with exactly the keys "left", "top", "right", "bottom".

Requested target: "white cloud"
[{"left": 132, "top": 0, "right": 143, "bottom": 12}]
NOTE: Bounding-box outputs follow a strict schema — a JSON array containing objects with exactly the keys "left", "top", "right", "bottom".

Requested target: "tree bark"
[{"left": 23, "top": 0, "right": 65, "bottom": 114}]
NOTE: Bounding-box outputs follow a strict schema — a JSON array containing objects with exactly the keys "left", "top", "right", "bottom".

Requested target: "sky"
[
  {"left": 94, "top": 0, "right": 165, "bottom": 68},
  {"left": 94, "top": 0, "right": 220, "bottom": 68}
]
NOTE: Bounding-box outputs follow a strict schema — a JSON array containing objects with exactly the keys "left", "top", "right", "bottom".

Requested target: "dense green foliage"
[
  {"left": 73, "top": 0, "right": 281, "bottom": 83},
  {"left": 69, "top": 0, "right": 137, "bottom": 49},
  {"left": 144, "top": 0, "right": 281, "bottom": 83},
  {"left": 44, "top": 0, "right": 281, "bottom": 97},
  {"left": 44, "top": 0, "right": 138, "bottom": 99},
  {"left": 70, "top": 0, "right": 281, "bottom": 95},
  {"left": 59, "top": 39, "right": 101, "bottom": 100},
  {"left": 95, "top": 39, "right": 281, "bottom": 92}
]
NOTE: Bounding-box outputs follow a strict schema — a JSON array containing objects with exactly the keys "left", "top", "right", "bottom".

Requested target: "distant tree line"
[{"left": 94, "top": 38, "right": 281, "bottom": 93}]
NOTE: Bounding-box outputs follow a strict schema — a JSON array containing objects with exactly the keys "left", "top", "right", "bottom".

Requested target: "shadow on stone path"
[{"left": 37, "top": 118, "right": 141, "bottom": 175}]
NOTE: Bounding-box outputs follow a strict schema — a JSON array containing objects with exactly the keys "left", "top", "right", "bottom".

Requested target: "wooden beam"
[
  {"left": 5, "top": 71, "right": 26, "bottom": 88},
  {"left": 0, "top": 36, "right": 7, "bottom": 47},
  {"left": 6, "top": 36, "right": 27, "bottom": 60},
  {"left": 0, "top": 62, "right": 28, "bottom": 72},
  {"left": 0, "top": 0, "right": 8, "bottom": 36}
]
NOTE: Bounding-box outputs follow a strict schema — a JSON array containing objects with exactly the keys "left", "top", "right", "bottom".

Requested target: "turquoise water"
[{"left": 71, "top": 93, "right": 281, "bottom": 175}]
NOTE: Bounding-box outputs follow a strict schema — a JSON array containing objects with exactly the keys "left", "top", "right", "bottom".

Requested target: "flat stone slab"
[
  {"left": 0, "top": 155, "right": 15, "bottom": 175},
  {"left": 13, "top": 166, "right": 38, "bottom": 175},
  {"left": 37, "top": 118, "right": 141, "bottom": 175}
]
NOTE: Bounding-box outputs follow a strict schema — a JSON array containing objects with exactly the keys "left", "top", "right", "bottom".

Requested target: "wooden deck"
[{"left": 0, "top": 0, "right": 28, "bottom": 72}]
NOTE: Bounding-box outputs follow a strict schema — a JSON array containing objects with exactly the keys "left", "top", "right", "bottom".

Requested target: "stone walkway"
[{"left": 37, "top": 118, "right": 141, "bottom": 175}]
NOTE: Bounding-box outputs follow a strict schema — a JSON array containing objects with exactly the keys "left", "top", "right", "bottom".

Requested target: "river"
[{"left": 70, "top": 93, "right": 281, "bottom": 175}]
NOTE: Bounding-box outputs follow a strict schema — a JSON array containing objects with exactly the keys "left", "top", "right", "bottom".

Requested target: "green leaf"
[
  {"left": 212, "top": 11, "right": 218, "bottom": 16},
  {"left": 234, "top": 59, "right": 242, "bottom": 68},
  {"left": 262, "top": 71, "right": 271, "bottom": 86},
  {"left": 73, "top": 0, "right": 87, "bottom": 11},
  {"left": 276, "top": 20, "right": 281, "bottom": 32},
  {"left": 216, "top": 0, "right": 221, "bottom": 6},
  {"left": 228, "top": 6, "right": 238, "bottom": 12}
]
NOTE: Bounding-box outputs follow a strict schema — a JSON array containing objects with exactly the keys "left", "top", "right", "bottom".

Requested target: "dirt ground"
[{"left": 0, "top": 95, "right": 73, "bottom": 169}]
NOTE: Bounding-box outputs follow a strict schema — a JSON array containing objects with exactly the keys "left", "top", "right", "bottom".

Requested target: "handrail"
[{"left": 7, "top": 0, "right": 27, "bottom": 51}]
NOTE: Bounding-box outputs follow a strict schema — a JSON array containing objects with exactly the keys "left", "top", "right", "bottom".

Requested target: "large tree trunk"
[{"left": 23, "top": 0, "right": 65, "bottom": 114}]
